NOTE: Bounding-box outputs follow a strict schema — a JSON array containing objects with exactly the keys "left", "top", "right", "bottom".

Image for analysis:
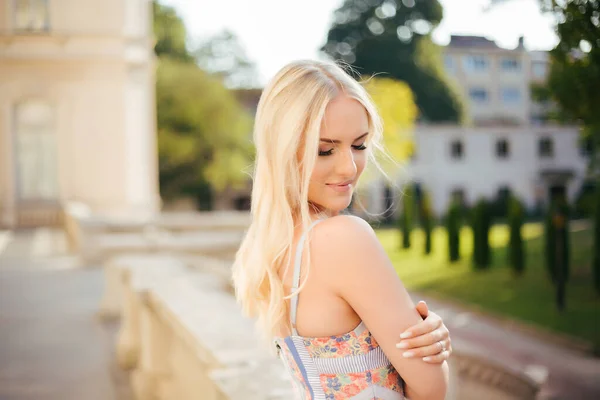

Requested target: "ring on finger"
[{"left": 438, "top": 340, "right": 447, "bottom": 353}]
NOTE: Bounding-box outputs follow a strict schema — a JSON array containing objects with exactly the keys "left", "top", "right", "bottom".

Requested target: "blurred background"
[{"left": 0, "top": 0, "right": 599, "bottom": 399}]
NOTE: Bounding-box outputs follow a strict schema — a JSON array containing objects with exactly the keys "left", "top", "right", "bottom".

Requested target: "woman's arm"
[{"left": 314, "top": 215, "right": 449, "bottom": 400}]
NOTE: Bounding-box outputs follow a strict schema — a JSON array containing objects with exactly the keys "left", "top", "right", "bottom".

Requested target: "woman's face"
[{"left": 308, "top": 94, "right": 369, "bottom": 216}]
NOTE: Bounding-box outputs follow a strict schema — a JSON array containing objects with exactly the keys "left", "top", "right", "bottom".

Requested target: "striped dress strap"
[{"left": 290, "top": 219, "right": 323, "bottom": 336}]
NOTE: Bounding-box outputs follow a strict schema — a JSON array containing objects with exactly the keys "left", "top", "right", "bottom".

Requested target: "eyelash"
[{"left": 319, "top": 144, "right": 367, "bottom": 157}]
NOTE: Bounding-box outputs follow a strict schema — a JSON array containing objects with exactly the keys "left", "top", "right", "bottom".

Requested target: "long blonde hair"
[{"left": 232, "top": 60, "right": 387, "bottom": 342}]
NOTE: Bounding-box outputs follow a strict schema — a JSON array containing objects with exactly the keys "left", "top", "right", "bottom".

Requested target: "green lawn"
[{"left": 376, "top": 223, "right": 600, "bottom": 346}]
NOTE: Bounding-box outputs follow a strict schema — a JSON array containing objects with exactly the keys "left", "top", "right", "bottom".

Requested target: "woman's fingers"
[
  {"left": 423, "top": 349, "right": 452, "bottom": 364},
  {"left": 397, "top": 325, "right": 449, "bottom": 350},
  {"left": 400, "top": 310, "right": 443, "bottom": 339},
  {"left": 397, "top": 338, "right": 451, "bottom": 359},
  {"left": 415, "top": 300, "right": 429, "bottom": 319}
]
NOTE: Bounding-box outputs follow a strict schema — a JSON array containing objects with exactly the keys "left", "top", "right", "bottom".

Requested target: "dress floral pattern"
[
  {"left": 275, "top": 324, "right": 405, "bottom": 399},
  {"left": 304, "top": 325, "right": 379, "bottom": 358}
]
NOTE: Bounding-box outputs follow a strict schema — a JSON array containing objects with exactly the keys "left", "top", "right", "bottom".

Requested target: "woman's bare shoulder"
[
  {"left": 311, "top": 214, "right": 383, "bottom": 267},
  {"left": 314, "top": 214, "right": 374, "bottom": 240}
]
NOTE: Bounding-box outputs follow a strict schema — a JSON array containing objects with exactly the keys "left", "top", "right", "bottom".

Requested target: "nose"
[{"left": 335, "top": 147, "right": 357, "bottom": 180}]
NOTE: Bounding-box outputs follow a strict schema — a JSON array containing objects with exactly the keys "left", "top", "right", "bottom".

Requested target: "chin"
[{"left": 322, "top": 197, "right": 353, "bottom": 214}]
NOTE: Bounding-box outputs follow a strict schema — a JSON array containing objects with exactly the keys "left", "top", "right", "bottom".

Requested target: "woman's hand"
[{"left": 396, "top": 301, "right": 452, "bottom": 364}]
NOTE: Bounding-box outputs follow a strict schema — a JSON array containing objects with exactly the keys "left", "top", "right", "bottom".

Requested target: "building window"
[
  {"left": 450, "top": 140, "right": 464, "bottom": 159},
  {"left": 501, "top": 58, "right": 521, "bottom": 71},
  {"left": 14, "top": 99, "right": 59, "bottom": 200},
  {"left": 463, "top": 55, "right": 489, "bottom": 72},
  {"left": 539, "top": 137, "right": 554, "bottom": 158},
  {"left": 469, "top": 88, "right": 488, "bottom": 103},
  {"left": 496, "top": 139, "right": 510, "bottom": 159},
  {"left": 532, "top": 61, "right": 547, "bottom": 79},
  {"left": 14, "top": 0, "right": 49, "bottom": 32},
  {"left": 502, "top": 88, "right": 521, "bottom": 104}
]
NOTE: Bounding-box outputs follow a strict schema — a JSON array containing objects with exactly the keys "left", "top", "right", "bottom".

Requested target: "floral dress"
[{"left": 273, "top": 219, "right": 405, "bottom": 400}]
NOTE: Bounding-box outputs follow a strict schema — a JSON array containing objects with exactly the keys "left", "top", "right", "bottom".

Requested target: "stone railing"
[
  {"left": 447, "top": 351, "right": 542, "bottom": 400},
  {"left": 62, "top": 202, "right": 249, "bottom": 261},
  {"left": 113, "top": 254, "right": 294, "bottom": 400}
]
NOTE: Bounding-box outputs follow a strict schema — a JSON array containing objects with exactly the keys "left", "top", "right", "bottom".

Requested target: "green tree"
[
  {"left": 322, "top": 0, "right": 464, "bottom": 122},
  {"left": 594, "top": 184, "right": 600, "bottom": 294},
  {"left": 537, "top": 0, "right": 600, "bottom": 165},
  {"left": 194, "top": 30, "right": 261, "bottom": 89},
  {"left": 446, "top": 200, "right": 460, "bottom": 262},
  {"left": 362, "top": 77, "right": 417, "bottom": 181},
  {"left": 156, "top": 59, "right": 253, "bottom": 201},
  {"left": 421, "top": 191, "right": 434, "bottom": 255},
  {"left": 472, "top": 199, "right": 492, "bottom": 269},
  {"left": 153, "top": 2, "right": 253, "bottom": 207},
  {"left": 399, "top": 184, "right": 414, "bottom": 249},
  {"left": 152, "top": 1, "right": 193, "bottom": 62},
  {"left": 508, "top": 196, "right": 526, "bottom": 275}
]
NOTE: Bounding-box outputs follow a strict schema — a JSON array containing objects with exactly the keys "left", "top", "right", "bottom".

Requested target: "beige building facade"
[
  {"left": 0, "top": 0, "right": 160, "bottom": 228},
  {"left": 443, "top": 35, "right": 539, "bottom": 126}
]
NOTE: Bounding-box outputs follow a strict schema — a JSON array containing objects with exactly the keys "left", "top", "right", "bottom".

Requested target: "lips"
[
  {"left": 327, "top": 180, "right": 353, "bottom": 187},
  {"left": 326, "top": 180, "right": 353, "bottom": 193}
]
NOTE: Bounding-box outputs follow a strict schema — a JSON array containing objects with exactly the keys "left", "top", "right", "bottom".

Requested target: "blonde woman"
[{"left": 233, "top": 60, "right": 450, "bottom": 400}]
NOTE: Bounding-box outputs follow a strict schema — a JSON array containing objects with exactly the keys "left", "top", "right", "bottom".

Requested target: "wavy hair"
[{"left": 232, "top": 60, "right": 388, "bottom": 342}]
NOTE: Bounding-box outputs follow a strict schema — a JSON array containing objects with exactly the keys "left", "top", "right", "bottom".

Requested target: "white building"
[
  {"left": 408, "top": 124, "right": 587, "bottom": 216},
  {"left": 363, "top": 35, "right": 587, "bottom": 219},
  {"left": 0, "top": 0, "right": 160, "bottom": 228}
]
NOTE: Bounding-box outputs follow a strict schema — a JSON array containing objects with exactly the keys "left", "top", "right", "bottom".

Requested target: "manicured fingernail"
[
  {"left": 400, "top": 332, "right": 412, "bottom": 339},
  {"left": 396, "top": 342, "right": 408, "bottom": 349},
  {"left": 403, "top": 351, "right": 414, "bottom": 358},
  {"left": 423, "top": 357, "right": 431, "bottom": 362}
]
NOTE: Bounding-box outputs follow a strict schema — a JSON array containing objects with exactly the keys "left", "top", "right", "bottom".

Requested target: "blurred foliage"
[
  {"left": 508, "top": 196, "right": 526, "bottom": 275},
  {"left": 362, "top": 77, "right": 416, "bottom": 179},
  {"left": 194, "top": 30, "right": 261, "bottom": 89},
  {"left": 322, "top": 0, "right": 465, "bottom": 123},
  {"left": 594, "top": 185, "right": 600, "bottom": 293},
  {"left": 421, "top": 191, "right": 434, "bottom": 255},
  {"left": 156, "top": 60, "right": 253, "bottom": 198},
  {"left": 153, "top": 2, "right": 253, "bottom": 205},
  {"left": 538, "top": 0, "right": 600, "bottom": 165},
  {"left": 399, "top": 183, "right": 414, "bottom": 249},
  {"left": 472, "top": 199, "right": 492, "bottom": 269},
  {"left": 446, "top": 200, "right": 461, "bottom": 262},
  {"left": 152, "top": 1, "right": 192, "bottom": 62}
]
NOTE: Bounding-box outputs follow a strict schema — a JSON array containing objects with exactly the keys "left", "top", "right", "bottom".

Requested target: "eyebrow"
[{"left": 320, "top": 132, "right": 368, "bottom": 144}]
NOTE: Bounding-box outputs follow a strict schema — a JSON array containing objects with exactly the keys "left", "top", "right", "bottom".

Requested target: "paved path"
[
  {"left": 417, "top": 294, "right": 600, "bottom": 400},
  {"left": 0, "top": 229, "right": 132, "bottom": 400}
]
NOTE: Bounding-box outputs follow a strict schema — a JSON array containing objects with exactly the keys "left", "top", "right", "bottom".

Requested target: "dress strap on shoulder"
[{"left": 290, "top": 218, "right": 323, "bottom": 335}]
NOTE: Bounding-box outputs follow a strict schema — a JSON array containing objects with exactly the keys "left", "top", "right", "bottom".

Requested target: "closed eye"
[{"left": 318, "top": 143, "right": 367, "bottom": 156}]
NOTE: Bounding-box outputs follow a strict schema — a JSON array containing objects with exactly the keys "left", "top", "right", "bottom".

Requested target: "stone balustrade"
[
  {"left": 446, "top": 351, "right": 542, "bottom": 400},
  {"left": 62, "top": 202, "right": 250, "bottom": 258},
  {"left": 114, "top": 254, "right": 294, "bottom": 400}
]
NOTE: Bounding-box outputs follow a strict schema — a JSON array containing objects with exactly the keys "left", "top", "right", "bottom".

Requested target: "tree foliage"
[
  {"left": 156, "top": 60, "right": 253, "bottom": 199},
  {"left": 153, "top": 2, "right": 253, "bottom": 205},
  {"left": 446, "top": 200, "right": 461, "bottom": 263},
  {"left": 194, "top": 30, "right": 261, "bottom": 89},
  {"left": 538, "top": 0, "right": 600, "bottom": 162},
  {"left": 322, "top": 0, "right": 464, "bottom": 122},
  {"left": 361, "top": 77, "right": 417, "bottom": 181},
  {"left": 152, "top": 1, "right": 193, "bottom": 62}
]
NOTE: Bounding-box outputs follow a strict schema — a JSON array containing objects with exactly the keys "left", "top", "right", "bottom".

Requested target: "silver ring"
[{"left": 438, "top": 340, "right": 446, "bottom": 353}]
